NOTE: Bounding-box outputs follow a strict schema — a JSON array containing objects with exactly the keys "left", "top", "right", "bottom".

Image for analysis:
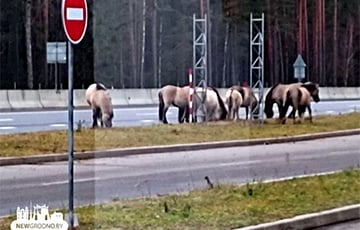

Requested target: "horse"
[
  {"left": 85, "top": 82, "right": 107, "bottom": 106},
  {"left": 158, "top": 85, "right": 190, "bottom": 124},
  {"left": 264, "top": 82, "right": 303, "bottom": 119},
  {"left": 192, "top": 86, "right": 228, "bottom": 122},
  {"left": 225, "top": 88, "right": 243, "bottom": 120},
  {"left": 89, "top": 90, "right": 114, "bottom": 128},
  {"left": 85, "top": 83, "right": 113, "bottom": 128},
  {"left": 230, "top": 85, "right": 258, "bottom": 120},
  {"left": 280, "top": 82, "right": 320, "bottom": 124}
]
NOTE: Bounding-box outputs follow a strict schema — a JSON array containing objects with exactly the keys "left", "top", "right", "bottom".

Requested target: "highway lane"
[
  {"left": 0, "top": 100, "right": 359, "bottom": 135},
  {"left": 0, "top": 135, "right": 359, "bottom": 217}
]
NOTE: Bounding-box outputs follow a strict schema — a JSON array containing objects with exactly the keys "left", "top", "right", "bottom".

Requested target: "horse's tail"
[
  {"left": 158, "top": 91, "right": 164, "bottom": 121},
  {"left": 210, "top": 86, "right": 228, "bottom": 120},
  {"left": 228, "top": 89, "right": 234, "bottom": 116},
  {"left": 265, "top": 83, "right": 279, "bottom": 104},
  {"left": 264, "top": 83, "right": 280, "bottom": 118}
]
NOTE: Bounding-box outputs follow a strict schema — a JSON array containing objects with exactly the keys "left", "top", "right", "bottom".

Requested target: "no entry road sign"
[{"left": 62, "top": 0, "right": 88, "bottom": 44}]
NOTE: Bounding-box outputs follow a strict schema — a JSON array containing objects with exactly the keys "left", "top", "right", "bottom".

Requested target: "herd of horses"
[{"left": 85, "top": 81, "right": 320, "bottom": 128}]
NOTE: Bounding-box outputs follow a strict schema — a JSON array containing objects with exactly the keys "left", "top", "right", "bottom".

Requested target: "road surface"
[
  {"left": 0, "top": 100, "right": 359, "bottom": 134},
  {"left": 0, "top": 135, "right": 359, "bottom": 217}
]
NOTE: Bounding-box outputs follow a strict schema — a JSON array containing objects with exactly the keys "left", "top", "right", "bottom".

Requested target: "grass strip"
[
  {"left": 1, "top": 169, "right": 359, "bottom": 230},
  {"left": 0, "top": 113, "right": 359, "bottom": 157}
]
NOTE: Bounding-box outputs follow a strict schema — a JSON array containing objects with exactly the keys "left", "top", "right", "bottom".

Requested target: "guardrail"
[{"left": 0, "top": 87, "right": 359, "bottom": 111}]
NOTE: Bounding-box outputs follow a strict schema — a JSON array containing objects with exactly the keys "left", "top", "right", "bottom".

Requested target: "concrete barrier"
[
  {"left": 342, "top": 87, "right": 360, "bottom": 100},
  {"left": 0, "top": 90, "right": 11, "bottom": 110},
  {"left": 39, "top": 90, "right": 67, "bottom": 109},
  {"left": 7, "top": 90, "right": 43, "bottom": 109},
  {"left": 125, "top": 89, "right": 153, "bottom": 105},
  {"left": 73, "top": 89, "right": 87, "bottom": 108},
  {"left": 0, "top": 87, "right": 359, "bottom": 111},
  {"left": 150, "top": 88, "right": 160, "bottom": 104},
  {"left": 109, "top": 89, "right": 128, "bottom": 106}
]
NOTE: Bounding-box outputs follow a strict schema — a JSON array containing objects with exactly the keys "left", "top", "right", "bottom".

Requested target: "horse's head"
[
  {"left": 264, "top": 85, "right": 278, "bottom": 118},
  {"left": 102, "top": 112, "right": 113, "bottom": 128},
  {"left": 302, "top": 82, "right": 320, "bottom": 102}
]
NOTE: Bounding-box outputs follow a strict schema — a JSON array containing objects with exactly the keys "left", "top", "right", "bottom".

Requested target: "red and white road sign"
[{"left": 62, "top": 0, "right": 88, "bottom": 44}]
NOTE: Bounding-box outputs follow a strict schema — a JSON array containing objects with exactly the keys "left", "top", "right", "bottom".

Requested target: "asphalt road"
[
  {"left": 314, "top": 219, "right": 360, "bottom": 230},
  {"left": 0, "top": 100, "right": 359, "bottom": 134},
  {"left": 0, "top": 135, "right": 359, "bottom": 218}
]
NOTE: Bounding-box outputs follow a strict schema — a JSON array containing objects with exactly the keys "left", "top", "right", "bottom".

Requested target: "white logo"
[{"left": 10, "top": 205, "right": 68, "bottom": 230}]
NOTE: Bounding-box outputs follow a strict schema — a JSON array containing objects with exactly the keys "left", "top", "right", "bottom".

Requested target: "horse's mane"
[
  {"left": 209, "top": 86, "right": 228, "bottom": 120},
  {"left": 95, "top": 82, "right": 107, "bottom": 91},
  {"left": 265, "top": 83, "right": 281, "bottom": 101}
]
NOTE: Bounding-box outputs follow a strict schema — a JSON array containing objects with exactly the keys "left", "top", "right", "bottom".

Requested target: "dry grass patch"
[
  {"left": 0, "top": 113, "right": 359, "bottom": 157},
  {"left": 0, "top": 169, "right": 359, "bottom": 230}
]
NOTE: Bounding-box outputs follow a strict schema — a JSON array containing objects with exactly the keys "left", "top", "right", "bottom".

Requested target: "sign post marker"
[{"left": 61, "top": 0, "right": 88, "bottom": 228}]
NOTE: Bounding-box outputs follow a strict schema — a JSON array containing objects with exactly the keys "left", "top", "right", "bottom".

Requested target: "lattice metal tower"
[
  {"left": 193, "top": 14, "right": 208, "bottom": 122},
  {"left": 250, "top": 13, "right": 265, "bottom": 122}
]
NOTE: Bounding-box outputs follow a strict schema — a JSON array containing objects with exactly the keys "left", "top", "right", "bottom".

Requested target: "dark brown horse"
[{"left": 280, "top": 82, "right": 320, "bottom": 124}]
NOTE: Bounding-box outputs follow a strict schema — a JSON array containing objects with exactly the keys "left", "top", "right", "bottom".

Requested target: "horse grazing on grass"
[
  {"left": 85, "top": 83, "right": 113, "bottom": 128},
  {"left": 264, "top": 82, "right": 303, "bottom": 119},
  {"left": 158, "top": 85, "right": 190, "bottom": 124},
  {"left": 280, "top": 82, "right": 320, "bottom": 124},
  {"left": 225, "top": 88, "right": 243, "bottom": 120},
  {"left": 230, "top": 85, "right": 258, "bottom": 120},
  {"left": 192, "top": 86, "right": 228, "bottom": 122}
]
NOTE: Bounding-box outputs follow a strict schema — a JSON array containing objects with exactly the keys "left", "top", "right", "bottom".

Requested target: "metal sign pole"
[{"left": 67, "top": 40, "right": 74, "bottom": 228}]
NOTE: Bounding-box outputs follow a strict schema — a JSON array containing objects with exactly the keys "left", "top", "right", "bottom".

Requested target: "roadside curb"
[
  {"left": 234, "top": 204, "right": 360, "bottom": 230},
  {"left": 1, "top": 129, "right": 359, "bottom": 167}
]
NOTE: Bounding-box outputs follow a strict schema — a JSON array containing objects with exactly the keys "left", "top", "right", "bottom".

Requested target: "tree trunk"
[
  {"left": 333, "top": 0, "right": 338, "bottom": 86},
  {"left": 128, "top": 0, "right": 137, "bottom": 87},
  {"left": 140, "top": 0, "right": 146, "bottom": 88},
  {"left": 266, "top": 0, "right": 274, "bottom": 85},
  {"left": 304, "top": 0, "right": 310, "bottom": 82},
  {"left": 25, "top": 0, "right": 33, "bottom": 89},
  {"left": 344, "top": 16, "right": 354, "bottom": 86},
  {"left": 275, "top": 18, "right": 284, "bottom": 82},
  {"left": 44, "top": 0, "right": 49, "bottom": 88},
  {"left": 320, "top": 0, "right": 326, "bottom": 85},
  {"left": 158, "top": 16, "right": 163, "bottom": 88},
  {"left": 222, "top": 22, "right": 230, "bottom": 87},
  {"left": 152, "top": 0, "right": 158, "bottom": 88}
]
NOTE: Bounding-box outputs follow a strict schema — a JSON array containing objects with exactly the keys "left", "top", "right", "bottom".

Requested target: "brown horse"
[
  {"left": 158, "top": 85, "right": 190, "bottom": 124},
  {"left": 192, "top": 86, "right": 228, "bottom": 122},
  {"left": 225, "top": 88, "right": 243, "bottom": 120},
  {"left": 230, "top": 85, "right": 258, "bottom": 120},
  {"left": 264, "top": 82, "right": 303, "bottom": 119},
  {"left": 280, "top": 82, "right": 320, "bottom": 124},
  {"left": 86, "top": 84, "right": 114, "bottom": 128},
  {"left": 85, "top": 82, "right": 107, "bottom": 106}
]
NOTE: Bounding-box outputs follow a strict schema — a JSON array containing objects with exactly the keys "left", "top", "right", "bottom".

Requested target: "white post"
[{"left": 188, "top": 68, "right": 194, "bottom": 123}]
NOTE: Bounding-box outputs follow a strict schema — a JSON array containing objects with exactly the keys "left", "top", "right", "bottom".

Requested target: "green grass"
[
  {"left": 1, "top": 169, "right": 359, "bottom": 230},
  {"left": 0, "top": 113, "right": 360, "bottom": 157}
]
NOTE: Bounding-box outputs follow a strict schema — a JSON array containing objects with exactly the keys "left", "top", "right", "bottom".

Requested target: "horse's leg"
[
  {"left": 92, "top": 109, "right": 98, "bottom": 128},
  {"left": 162, "top": 106, "right": 169, "bottom": 124},
  {"left": 178, "top": 107, "right": 184, "bottom": 123},
  {"left": 245, "top": 107, "right": 249, "bottom": 120},
  {"left": 276, "top": 103, "right": 283, "bottom": 119},
  {"left": 307, "top": 105, "right": 313, "bottom": 123},
  {"left": 288, "top": 107, "right": 296, "bottom": 118},
  {"left": 281, "top": 103, "right": 290, "bottom": 124}
]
